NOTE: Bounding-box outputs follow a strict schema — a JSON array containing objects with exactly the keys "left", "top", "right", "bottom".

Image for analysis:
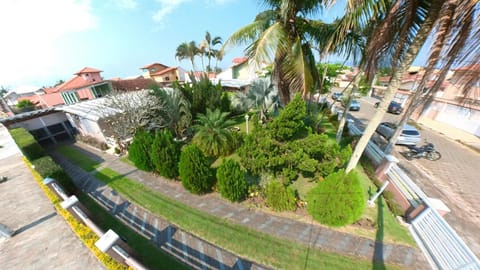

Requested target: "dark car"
[
  {"left": 332, "top": 92, "right": 344, "bottom": 101},
  {"left": 348, "top": 99, "right": 361, "bottom": 111},
  {"left": 374, "top": 101, "right": 403, "bottom": 114},
  {"left": 388, "top": 101, "right": 403, "bottom": 114}
]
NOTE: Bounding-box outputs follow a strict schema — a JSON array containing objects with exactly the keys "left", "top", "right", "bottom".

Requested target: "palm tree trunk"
[
  {"left": 346, "top": 1, "right": 444, "bottom": 173},
  {"left": 384, "top": 0, "right": 462, "bottom": 154},
  {"left": 336, "top": 74, "right": 361, "bottom": 143}
]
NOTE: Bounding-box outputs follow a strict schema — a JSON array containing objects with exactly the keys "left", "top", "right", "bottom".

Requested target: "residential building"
[
  {"left": 15, "top": 67, "right": 112, "bottom": 108},
  {"left": 140, "top": 63, "right": 186, "bottom": 84}
]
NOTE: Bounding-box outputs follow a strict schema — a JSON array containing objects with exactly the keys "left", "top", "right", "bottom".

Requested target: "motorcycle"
[{"left": 403, "top": 141, "right": 441, "bottom": 161}]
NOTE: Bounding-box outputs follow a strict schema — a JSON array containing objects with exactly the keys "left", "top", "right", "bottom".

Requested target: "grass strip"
[
  {"left": 57, "top": 145, "right": 101, "bottom": 172},
  {"left": 78, "top": 193, "right": 189, "bottom": 270},
  {"left": 94, "top": 167, "right": 402, "bottom": 270}
]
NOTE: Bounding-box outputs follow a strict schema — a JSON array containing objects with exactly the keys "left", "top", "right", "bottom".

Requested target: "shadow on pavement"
[{"left": 372, "top": 197, "right": 386, "bottom": 270}]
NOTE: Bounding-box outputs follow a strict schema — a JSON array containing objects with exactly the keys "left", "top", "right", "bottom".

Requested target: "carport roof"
[{"left": 58, "top": 98, "right": 123, "bottom": 121}]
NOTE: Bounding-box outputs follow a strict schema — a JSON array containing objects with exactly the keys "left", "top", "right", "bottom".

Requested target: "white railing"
[{"left": 347, "top": 121, "right": 480, "bottom": 270}]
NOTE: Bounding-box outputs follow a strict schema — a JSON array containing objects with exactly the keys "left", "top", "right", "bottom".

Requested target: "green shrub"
[
  {"left": 307, "top": 170, "right": 365, "bottom": 227},
  {"left": 264, "top": 181, "right": 296, "bottom": 212},
  {"left": 32, "top": 156, "right": 76, "bottom": 194},
  {"left": 150, "top": 130, "right": 181, "bottom": 179},
  {"left": 269, "top": 94, "right": 307, "bottom": 141},
  {"left": 10, "top": 128, "right": 46, "bottom": 161},
  {"left": 216, "top": 159, "right": 247, "bottom": 202},
  {"left": 179, "top": 144, "right": 213, "bottom": 194},
  {"left": 128, "top": 130, "right": 154, "bottom": 171}
]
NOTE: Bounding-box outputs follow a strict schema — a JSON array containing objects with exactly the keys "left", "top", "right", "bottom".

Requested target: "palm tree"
[
  {"left": 224, "top": 0, "right": 333, "bottom": 105},
  {"left": 201, "top": 31, "right": 223, "bottom": 72},
  {"left": 193, "top": 108, "right": 235, "bottom": 157},
  {"left": 346, "top": 0, "right": 448, "bottom": 172},
  {"left": 232, "top": 78, "right": 279, "bottom": 122},
  {"left": 384, "top": 1, "right": 480, "bottom": 154},
  {"left": 176, "top": 41, "right": 199, "bottom": 71},
  {"left": 150, "top": 88, "right": 192, "bottom": 138}
]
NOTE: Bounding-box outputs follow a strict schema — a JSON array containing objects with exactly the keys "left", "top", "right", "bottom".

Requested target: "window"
[
  {"left": 165, "top": 76, "right": 170, "bottom": 81},
  {"left": 61, "top": 92, "right": 79, "bottom": 104}
]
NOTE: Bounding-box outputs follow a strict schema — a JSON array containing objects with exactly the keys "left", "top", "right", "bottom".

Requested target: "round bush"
[
  {"left": 306, "top": 170, "right": 365, "bottom": 227},
  {"left": 150, "top": 130, "right": 181, "bottom": 179},
  {"left": 128, "top": 130, "right": 154, "bottom": 171},
  {"left": 179, "top": 144, "right": 213, "bottom": 194},
  {"left": 216, "top": 159, "right": 247, "bottom": 202},
  {"left": 264, "top": 181, "right": 296, "bottom": 212}
]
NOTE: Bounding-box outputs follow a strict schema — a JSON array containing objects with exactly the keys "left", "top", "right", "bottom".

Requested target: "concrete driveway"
[{"left": 343, "top": 98, "right": 480, "bottom": 258}]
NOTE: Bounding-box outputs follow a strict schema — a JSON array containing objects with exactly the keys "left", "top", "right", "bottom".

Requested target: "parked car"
[
  {"left": 332, "top": 92, "right": 344, "bottom": 101},
  {"left": 374, "top": 101, "right": 404, "bottom": 114},
  {"left": 376, "top": 122, "right": 421, "bottom": 145},
  {"left": 348, "top": 99, "right": 361, "bottom": 111}
]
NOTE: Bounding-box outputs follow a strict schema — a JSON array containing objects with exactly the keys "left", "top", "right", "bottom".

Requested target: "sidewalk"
[
  {"left": 54, "top": 142, "right": 428, "bottom": 269},
  {"left": 418, "top": 117, "right": 480, "bottom": 152},
  {"left": 0, "top": 126, "right": 104, "bottom": 270}
]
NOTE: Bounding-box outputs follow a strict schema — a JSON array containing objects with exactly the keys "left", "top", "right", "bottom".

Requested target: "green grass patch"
[
  {"left": 353, "top": 166, "right": 415, "bottom": 246},
  {"left": 94, "top": 167, "right": 401, "bottom": 270},
  {"left": 57, "top": 145, "right": 101, "bottom": 172},
  {"left": 78, "top": 193, "right": 188, "bottom": 270},
  {"left": 227, "top": 113, "right": 253, "bottom": 134}
]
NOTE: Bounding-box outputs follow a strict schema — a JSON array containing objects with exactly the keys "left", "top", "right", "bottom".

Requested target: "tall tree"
[
  {"left": 346, "top": 0, "right": 447, "bottom": 172},
  {"left": 176, "top": 41, "right": 199, "bottom": 71},
  {"left": 385, "top": 1, "right": 480, "bottom": 154},
  {"left": 224, "top": 1, "right": 333, "bottom": 105},
  {"left": 200, "top": 31, "right": 223, "bottom": 72}
]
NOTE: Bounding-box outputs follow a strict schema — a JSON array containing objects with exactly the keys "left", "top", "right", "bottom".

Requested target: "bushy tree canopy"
[{"left": 150, "top": 130, "right": 181, "bottom": 179}]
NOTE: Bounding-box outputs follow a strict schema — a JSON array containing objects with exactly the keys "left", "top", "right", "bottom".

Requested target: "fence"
[{"left": 347, "top": 121, "right": 480, "bottom": 270}]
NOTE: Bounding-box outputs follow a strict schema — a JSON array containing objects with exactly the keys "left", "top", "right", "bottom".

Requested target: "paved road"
[
  {"left": 346, "top": 98, "right": 480, "bottom": 258},
  {"left": 51, "top": 142, "right": 428, "bottom": 269}
]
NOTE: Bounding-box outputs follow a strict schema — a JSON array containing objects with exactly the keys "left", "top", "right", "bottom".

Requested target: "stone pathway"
[
  {"left": 51, "top": 151, "right": 267, "bottom": 270},
  {"left": 52, "top": 142, "right": 429, "bottom": 269}
]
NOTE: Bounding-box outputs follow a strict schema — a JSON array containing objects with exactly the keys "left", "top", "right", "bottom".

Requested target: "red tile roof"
[
  {"left": 232, "top": 57, "right": 248, "bottom": 66},
  {"left": 53, "top": 76, "right": 97, "bottom": 92},
  {"left": 453, "top": 64, "right": 480, "bottom": 71},
  {"left": 151, "top": 66, "right": 177, "bottom": 76},
  {"left": 141, "top": 63, "right": 169, "bottom": 69},
  {"left": 74, "top": 67, "right": 102, "bottom": 75}
]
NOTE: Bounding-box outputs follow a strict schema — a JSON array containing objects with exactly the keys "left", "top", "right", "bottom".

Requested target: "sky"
[{"left": 0, "top": 0, "right": 428, "bottom": 93}]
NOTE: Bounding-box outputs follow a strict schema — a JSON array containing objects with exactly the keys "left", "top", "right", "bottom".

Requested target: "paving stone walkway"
[
  {"left": 52, "top": 142, "right": 429, "bottom": 269},
  {"left": 51, "top": 150, "right": 266, "bottom": 270}
]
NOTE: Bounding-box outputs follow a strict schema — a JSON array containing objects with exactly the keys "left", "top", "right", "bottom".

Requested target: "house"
[
  {"left": 140, "top": 63, "right": 186, "bottom": 84},
  {"left": 217, "top": 57, "right": 269, "bottom": 81},
  {"left": 421, "top": 65, "right": 480, "bottom": 136},
  {"left": 16, "top": 67, "right": 112, "bottom": 108}
]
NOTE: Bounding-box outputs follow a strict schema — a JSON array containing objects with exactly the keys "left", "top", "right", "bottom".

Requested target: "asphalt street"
[{"left": 339, "top": 97, "right": 480, "bottom": 258}]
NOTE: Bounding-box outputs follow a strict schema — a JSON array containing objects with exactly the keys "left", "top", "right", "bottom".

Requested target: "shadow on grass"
[{"left": 373, "top": 197, "right": 386, "bottom": 270}]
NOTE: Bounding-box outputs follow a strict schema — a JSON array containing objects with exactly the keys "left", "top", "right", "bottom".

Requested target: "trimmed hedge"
[
  {"left": 10, "top": 128, "right": 46, "bottom": 161},
  {"left": 128, "top": 130, "right": 154, "bottom": 171},
  {"left": 32, "top": 156, "right": 76, "bottom": 194},
  {"left": 264, "top": 181, "right": 297, "bottom": 212},
  {"left": 178, "top": 144, "right": 213, "bottom": 194},
  {"left": 216, "top": 159, "right": 247, "bottom": 202},
  {"left": 307, "top": 170, "right": 365, "bottom": 227},
  {"left": 150, "top": 130, "right": 181, "bottom": 179}
]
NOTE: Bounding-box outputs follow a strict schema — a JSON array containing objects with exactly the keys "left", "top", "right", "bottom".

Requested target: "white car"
[{"left": 376, "top": 122, "right": 421, "bottom": 145}]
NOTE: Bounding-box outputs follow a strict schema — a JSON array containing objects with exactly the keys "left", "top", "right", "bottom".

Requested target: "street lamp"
[{"left": 245, "top": 114, "right": 249, "bottom": 134}]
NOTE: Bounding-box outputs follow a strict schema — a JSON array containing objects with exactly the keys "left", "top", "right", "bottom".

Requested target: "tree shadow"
[{"left": 372, "top": 197, "right": 386, "bottom": 270}]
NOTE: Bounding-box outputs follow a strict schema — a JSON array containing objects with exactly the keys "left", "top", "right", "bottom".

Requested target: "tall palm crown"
[
  {"left": 225, "top": 0, "right": 335, "bottom": 105},
  {"left": 176, "top": 41, "right": 200, "bottom": 71},
  {"left": 200, "top": 31, "right": 223, "bottom": 72}
]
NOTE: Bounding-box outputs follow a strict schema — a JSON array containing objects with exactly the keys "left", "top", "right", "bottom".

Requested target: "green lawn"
[
  {"left": 93, "top": 167, "right": 401, "bottom": 270},
  {"left": 57, "top": 145, "right": 101, "bottom": 172},
  {"left": 78, "top": 193, "right": 188, "bottom": 270}
]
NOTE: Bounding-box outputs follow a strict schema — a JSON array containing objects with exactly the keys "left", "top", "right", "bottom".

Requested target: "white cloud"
[
  {"left": 116, "top": 0, "right": 137, "bottom": 10},
  {"left": 152, "top": 0, "right": 191, "bottom": 24},
  {"left": 0, "top": 0, "right": 96, "bottom": 87}
]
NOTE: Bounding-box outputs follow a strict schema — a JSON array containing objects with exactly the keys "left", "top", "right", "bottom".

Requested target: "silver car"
[{"left": 376, "top": 122, "right": 421, "bottom": 145}]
